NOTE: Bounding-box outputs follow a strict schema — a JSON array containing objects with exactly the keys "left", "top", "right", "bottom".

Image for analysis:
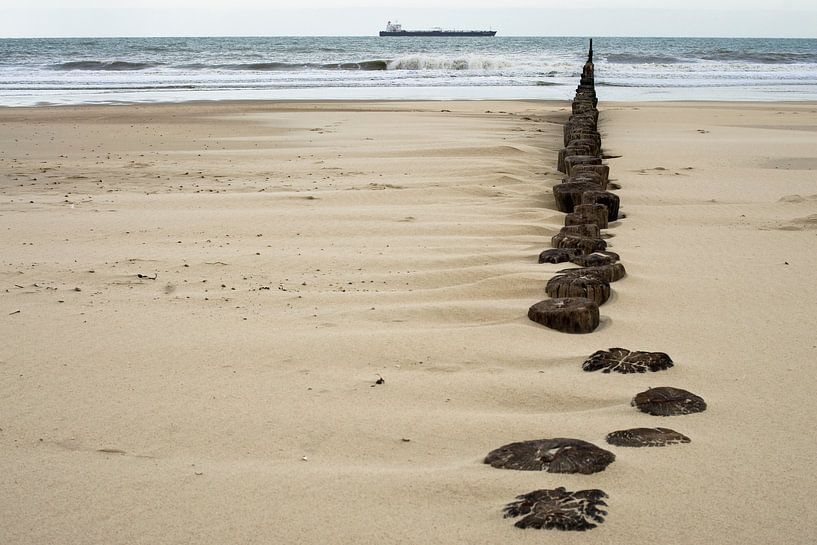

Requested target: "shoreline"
[
  {"left": 5, "top": 84, "right": 817, "bottom": 108},
  {"left": 3, "top": 97, "right": 817, "bottom": 112},
  {"left": 2, "top": 99, "right": 816, "bottom": 544}
]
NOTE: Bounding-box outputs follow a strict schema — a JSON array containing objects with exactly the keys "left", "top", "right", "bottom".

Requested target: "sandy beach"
[{"left": 1, "top": 99, "right": 816, "bottom": 544}]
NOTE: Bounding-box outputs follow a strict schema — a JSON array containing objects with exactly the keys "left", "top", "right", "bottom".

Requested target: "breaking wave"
[
  {"left": 52, "top": 61, "right": 162, "bottom": 71},
  {"left": 208, "top": 60, "right": 390, "bottom": 71},
  {"left": 180, "top": 57, "right": 512, "bottom": 71},
  {"left": 125, "top": 57, "right": 513, "bottom": 72},
  {"left": 386, "top": 56, "right": 512, "bottom": 70}
]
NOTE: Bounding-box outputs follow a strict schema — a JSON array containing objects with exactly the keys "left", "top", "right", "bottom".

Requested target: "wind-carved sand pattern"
[
  {"left": 484, "top": 438, "right": 615, "bottom": 474},
  {"left": 606, "top": 428, "right": 691, "bottom": 447},
  {"left": 503, "top": 488, "right": 609, "bottom": 531},
  {"left": 582, "top": 347, "right": 674, "bottom": 374}
]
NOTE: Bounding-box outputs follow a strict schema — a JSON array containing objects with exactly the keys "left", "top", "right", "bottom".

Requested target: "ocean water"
[{"left": 1, "top": 36, "right": 816, "bottom": 105}]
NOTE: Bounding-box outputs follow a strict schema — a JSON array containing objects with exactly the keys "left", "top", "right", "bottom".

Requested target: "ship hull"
[{"left": 379, "top": 31, "right": 496, "bottom": 37}]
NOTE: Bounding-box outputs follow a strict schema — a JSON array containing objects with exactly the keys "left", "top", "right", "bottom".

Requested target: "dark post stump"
[
  {"left": 570, "top": 251, "right": 620, "bottom": 267},
  {"left": 538, "top": 248, "right": 580, "bottom": 264},
  {"left": 572, "top": 103, "right": 598, "bottom": 120},
  {"left": 559, "top": 224, "right": 601, "bottom": 238},
  {"left": 568, "top": 173, "right": 606, "bottom": 190},
  {"left": 565, "top": 131, "right": 600, "bottom": 148},
  {"left": 546, "top": 273, "right": 611, "bottom": 305},
  {"left": 632, "top": 387, "right": 707, "bottom": 416},
  {"left": 558, "top": 263, "right": 626, "bottom": 283},
  {"left": 553, "top": 181, "right": 598, "bottom": 213},
  {"left": 503, "top": 488, "right": 609, "bottom": 531},
  {"left": 551, "top": 234, "right": 607, "bottom": 254},
  {"left": 574, "top": 203, "right": 609, "bottom": 229},
  {"left": 566, "top": 137, "right": 599, "bottom": 155},
  {"left": 606, "top": 428, "right": 690, "bottom": 447},
  {"left": 559, "top": 148, "right": 594, "bottom": 173},
  {"left": 528, "top": 298, "right": 600, "bottom": 334},
  {"left": 582, "top": 347, "right": 673, "bottom": 373},
  {"left": 485, "top": 438, "right": 614, "bottom": 474},
  {"left": 581, "top": 190, "right": 620, "bottom": 221},
  {"left": 571, "top": 164, "right": 609, "bottom": 186},
  {"left": 565, "top": 155, "right": 602, "bottom": 176}
]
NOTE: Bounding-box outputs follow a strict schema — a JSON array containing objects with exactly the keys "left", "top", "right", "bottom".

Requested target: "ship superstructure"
[{"left": 379, "top": 21, "right": 496, "bottom": 37}]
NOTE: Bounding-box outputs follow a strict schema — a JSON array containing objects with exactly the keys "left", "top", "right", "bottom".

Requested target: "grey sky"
[{"left": 3, "top": 1, "right": 817, "bottom": 38}]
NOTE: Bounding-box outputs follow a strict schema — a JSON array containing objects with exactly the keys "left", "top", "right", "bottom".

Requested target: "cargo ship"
[{"left": 379, "top": 21, "right": 496, "bottom": 37}]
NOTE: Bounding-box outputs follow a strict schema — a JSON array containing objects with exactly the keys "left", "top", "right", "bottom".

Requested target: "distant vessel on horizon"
[{"left": 379, "top": 21, "right": 497, "bottom": 37}]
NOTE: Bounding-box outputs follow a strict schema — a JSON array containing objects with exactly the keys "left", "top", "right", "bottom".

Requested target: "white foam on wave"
[{"left": 386, "top": 56, "right": 513, "bottom": 71}]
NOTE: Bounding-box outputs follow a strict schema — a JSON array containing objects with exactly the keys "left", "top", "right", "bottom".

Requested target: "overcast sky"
[{"left": 3, "top": 1, "right": 817, "bottom": 38}]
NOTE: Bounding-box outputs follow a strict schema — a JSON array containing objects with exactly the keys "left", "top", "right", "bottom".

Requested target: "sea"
[{"left": 1, "top": 36, "right": 817, "bottom": 106}]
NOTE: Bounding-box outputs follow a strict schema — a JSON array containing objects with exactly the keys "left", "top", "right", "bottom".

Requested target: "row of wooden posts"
[
  {"left": 482, "top": 42, "right": 707, "bottom": 532},
  {"left": 528, "top": 39, "right": 625, "bottom": 334}
]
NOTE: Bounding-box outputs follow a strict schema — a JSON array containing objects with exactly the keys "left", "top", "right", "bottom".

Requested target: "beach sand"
[{"left": 1, "top": 100, "right": 816, "bottom": 544}]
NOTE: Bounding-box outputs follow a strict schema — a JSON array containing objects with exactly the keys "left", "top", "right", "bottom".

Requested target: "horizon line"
[{"left": 3, "top": 34, "right": 817, "bottom": 40}]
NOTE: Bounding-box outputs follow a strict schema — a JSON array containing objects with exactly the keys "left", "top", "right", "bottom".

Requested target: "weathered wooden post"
[
  {"left": 581, "top": 190, "right": 620, "bottom": 221},
  {"left": 528, "top": 298, "right": 600, "bottom": 333},
  {"left": 546, "top": 272, "right": 611, "bottom": 305},
  {"left": 553, "top": 181, "right": 599, "bottom": 213},
  {"left": 534, "top": 38, "right": 630, "bottom": 335}
]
